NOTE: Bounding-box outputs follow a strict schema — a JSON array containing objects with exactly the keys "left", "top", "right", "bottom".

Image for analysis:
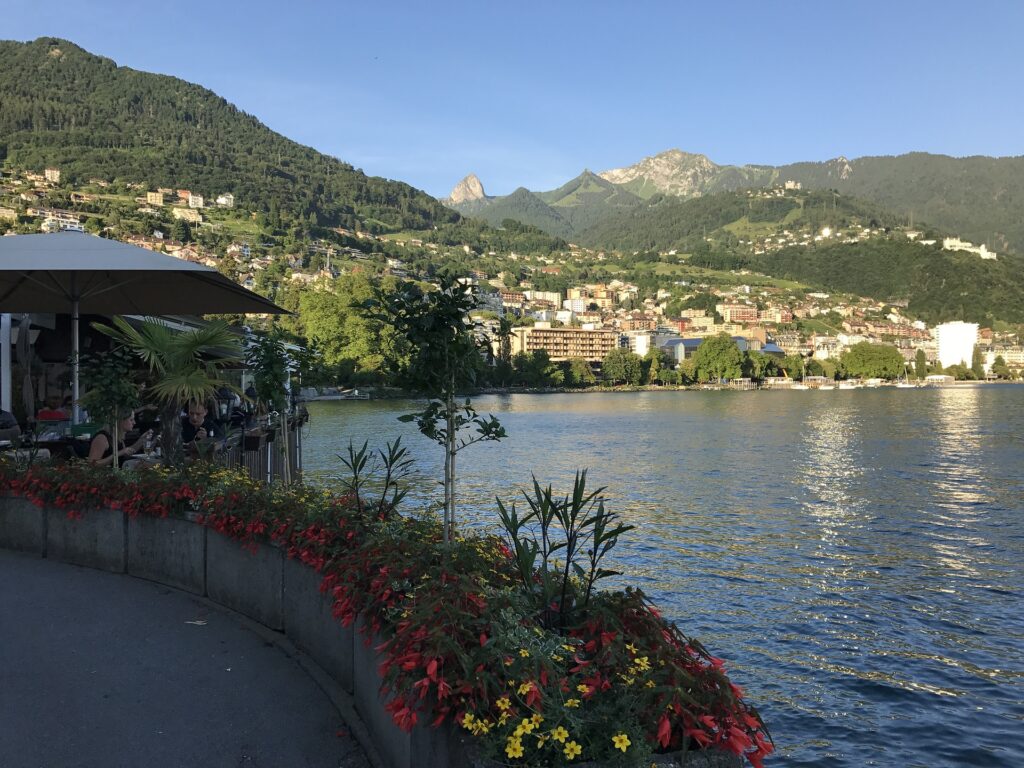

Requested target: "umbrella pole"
[
  {"left": 72, "top": 296, "right": 80, "bottom": 425},
  {"left": 1, "top": 313, "right": 10, "bottom": 413}
]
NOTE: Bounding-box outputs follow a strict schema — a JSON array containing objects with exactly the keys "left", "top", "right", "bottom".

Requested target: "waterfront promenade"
[{"left": 0, "top": 550, "right": 369, "bottom": 768}]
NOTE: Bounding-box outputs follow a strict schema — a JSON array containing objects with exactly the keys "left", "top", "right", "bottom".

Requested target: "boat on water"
[
  {"left": 838, "top": 380, "right": 863, "bottom": 390},
  {"left": 818, "top": 385, "right": 836, "bottom": 390},
  {"left": 792, "top": 383, "right": 810, "bottom": 390}
]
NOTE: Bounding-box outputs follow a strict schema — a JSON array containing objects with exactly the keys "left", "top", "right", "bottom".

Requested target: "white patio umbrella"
[{"left": 0, "top": 232, "right": 286, "bottom": 423}]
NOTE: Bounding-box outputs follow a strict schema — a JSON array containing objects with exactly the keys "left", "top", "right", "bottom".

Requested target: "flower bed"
[{"left": 0, "top": 462, "right": 772, "bottom": 767}]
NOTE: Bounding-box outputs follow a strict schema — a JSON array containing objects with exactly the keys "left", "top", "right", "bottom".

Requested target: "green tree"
[
  {"left": 991, "top": 355, "right": 1012, "bottom": 379},
  {"left": 643, "top": 348, "right": 665, "bottom": 385},
  {"left": 840, "top": 342, "right": 905, "bottom": 380},
  {"left": 914, "top": 348, "right": 928, "bottom": 380},
  {"left": 744, "top": 351, "right": 779, "bottom": 382},
  {"left": 374, "top": 277, "right": 505, "bottom": 544},
  {"left": 298, "top": 274, "right": 397, "bottom": 383},
  {"left": 946, "top": 362, "right": 974, "bottom": 380},
  {"left": 691, "top": 333, "right": 744, "bottom": 383},
  {"left": 95, "top": 318, "right": 242, "bottom": 465},
  {"left": 601, "top": 348, "right": 642, "bottom": 385},
  {"left": 971, "top": 345, "right": 985, "bottom": 379},
  {"left": 781, "top": 354, "right": 805, "bottom": 381},
  {"left": 565, "top": 357, "right": 596, "bottom": 388}
]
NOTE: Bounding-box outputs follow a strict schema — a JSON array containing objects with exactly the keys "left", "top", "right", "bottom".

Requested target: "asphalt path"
[{"left": 0, "top": 550, "right": 369, "bottom": 768}]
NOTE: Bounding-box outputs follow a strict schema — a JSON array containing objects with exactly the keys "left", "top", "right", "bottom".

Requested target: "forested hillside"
[
  {"left": 690, "top": 239, "right": 1024, "bottom": 325},
  {"left": 781, "top": 153, "right": 1024, "bottom": 255},
  {"left": 0, "top": 38, "right": 455, "bottom": 233},
  {"left": 578, "top": 189, "right": 903, "bottom": 252}
]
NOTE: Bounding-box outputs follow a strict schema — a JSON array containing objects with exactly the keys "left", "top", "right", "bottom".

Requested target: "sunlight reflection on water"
[{"left": 302, "top": 386, "right": 1024, "bottom": 767}]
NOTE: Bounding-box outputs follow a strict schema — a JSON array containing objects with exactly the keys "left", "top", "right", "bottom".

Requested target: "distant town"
[{"left": 1, "top": 166, "right": 1019, "bottom": 386}]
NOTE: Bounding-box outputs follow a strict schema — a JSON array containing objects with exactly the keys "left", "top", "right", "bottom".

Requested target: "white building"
[
  {"left": 942, "top": 237, "right": 997, "bottom": 260},
  {"left": 216, "top": 193, "right": 235, "bottom": 208},
  {"left": 188, "top": 193, "right": 205, "bottom": 209},
  {"left": 935, "top": 321, "right": 978, "bottom": 369}
]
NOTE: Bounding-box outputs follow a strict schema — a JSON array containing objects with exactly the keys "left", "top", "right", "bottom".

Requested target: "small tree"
[
  {"left": 78, "top": 346, "right": 140, "bottom": 470},
  {"left": 95, "top": 318, "right": 243, "bottom": 466},
  {"left": 971, "top": 344, "right": 985, "bottom": 380},
  {"left": 374, "top": 277, "right": 505, "bottom": 544},
  {"left": 914, "top": 349, "right": 928, "bottom": 380}
]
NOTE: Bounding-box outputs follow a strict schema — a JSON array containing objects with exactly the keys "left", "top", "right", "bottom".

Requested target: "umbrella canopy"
[
  {"left": 0, "top": 232, "right": 285, "bottom": 315},
  {"left": 0, "top": 232, "right": 286, "bottom": 422}
]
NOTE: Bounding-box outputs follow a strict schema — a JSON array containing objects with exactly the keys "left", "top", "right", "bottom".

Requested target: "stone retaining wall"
[{"left": 0, "top": 494, "right": 739, "bottom": 768}]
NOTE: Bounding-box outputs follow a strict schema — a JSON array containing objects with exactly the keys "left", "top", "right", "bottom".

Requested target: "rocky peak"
[
  {"left": 447, "top": 173, "right": 487, "bottom": 205},
  {"left": 598, "top": 149, "right": 720, "bottom": 197}
]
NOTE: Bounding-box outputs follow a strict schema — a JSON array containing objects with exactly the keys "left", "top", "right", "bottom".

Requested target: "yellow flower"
[
  {"left": 645, "top": 680, "right": 656, "bottom": 688},
  {"left": 634, "top": 656, "right": 651, "bottom": 672},
  {"left": 536, "top": 733, "right": 549, "bottom": 747},
  {"left": 462, "top": 713, "right": 475, "bottom": 731},
  {"left": 564, "top": 698, "right": 581, "bottom": 708},
  {"left": 505, "top": 737, "right": 524, "bottom": 759},
  {"left": 551, "top": 726, "right": 569, "bottom": 743},
  {"left": 496, "top": 696, "right": 511, "bottom": 712},
  {"left": 576, "top": 684, "right": 589, "bottom": 694},
  {"left": 517, "top": 682, "right": 533, "bottom": 696},
  {"left": 498, "top": 712, "right": 511, "bottom": 726},
  {"left": 563, "top": 740, "right": 583, "bottom": 760},
  {"left": 625, "top": 642, "right": 638, "bottom": 654},
  {"left": 612, "top": 733, "right": 631, "bottom": 752},
  {"left": 551, "top": 653, "right": 564, "bottom": 662},
  {"left": 530, "top": 713, "right": 544, "bottom": 727},
  {"left": 519, "top": 649, "right": 531, "bottom": 658},
  {"left": 518, "top": 718, "right": 535, "bottom": 734},
  {"left": 561, "top": 644, "right": 575, "bottom": 652},
  {"left": 620, "top": 674, "right": 636, "bottom": 686}
]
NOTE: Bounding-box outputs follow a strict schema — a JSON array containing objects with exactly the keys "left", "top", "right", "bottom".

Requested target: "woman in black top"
[{"left": 88, "top": 412, "right": 151, "bottom": 466}]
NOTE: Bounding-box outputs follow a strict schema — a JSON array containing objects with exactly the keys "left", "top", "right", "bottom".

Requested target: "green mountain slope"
[
  {"left": 757, "top": 240, "right": 1024, "bottom": 326},
  {"left": 780, "top": 153, "right": 1024, "bottom": 255},
  {"left": 578, "top": 189, "right": 901, "bottom": 252},
  {"left": 464, "top": 187, "right": 574, "bottom": 240},
  {"left": 534, "top": 170, "right": 643, "bottom": 233},
  {"left": 0, "top": 37, "right": 458, "bottom": 233},
  {"left": 446, "top": 171, "right": 643, "bottom": 241}
]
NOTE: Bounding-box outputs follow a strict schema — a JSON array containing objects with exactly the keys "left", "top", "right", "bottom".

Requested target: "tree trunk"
[
  {"left": 444, "top": 391, "right": 455, "bottom": 545},
  {"left": 160, "top": 401, "right": 182, "bottom": 467},
  {"left": 112, "top": 421, "right": 120, "bottom": 470}
]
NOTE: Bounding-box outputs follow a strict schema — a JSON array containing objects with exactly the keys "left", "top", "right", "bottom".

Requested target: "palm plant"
[{"left": 93, "top": 317, "right": 243, "bottom": 465}]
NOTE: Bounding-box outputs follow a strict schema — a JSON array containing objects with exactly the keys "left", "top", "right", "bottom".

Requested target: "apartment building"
[{"left": 511, "top": 323, "right": 618, "bottom": 363}]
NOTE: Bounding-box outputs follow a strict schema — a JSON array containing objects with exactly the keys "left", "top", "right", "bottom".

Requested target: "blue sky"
[{"left": 4, "top": 1, "right": 1023, "bottom": 198}]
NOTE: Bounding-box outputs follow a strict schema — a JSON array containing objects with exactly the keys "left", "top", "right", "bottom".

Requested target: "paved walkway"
[{"left": 0, "top": 550, "right": 369, "bottom": 768}]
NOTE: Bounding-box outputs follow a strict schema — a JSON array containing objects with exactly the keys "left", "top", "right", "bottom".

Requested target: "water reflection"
[{"left": 302, "top": 388, "right": 1024, "bottom": 767}]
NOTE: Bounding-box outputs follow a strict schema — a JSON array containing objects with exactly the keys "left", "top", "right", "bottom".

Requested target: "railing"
[{"left": 221, "top": 413, "right": 306, "bottom": 485}]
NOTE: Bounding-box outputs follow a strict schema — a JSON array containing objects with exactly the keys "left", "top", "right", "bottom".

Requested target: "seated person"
[
  {"left": 0, "top": 408, "right": 21, "bottom": 441},
  {"left": 88, "top": 412, "right": 151, "bottom": 466},
  {"left": 181, "top": 400, "right": 224, "bottom": 445},
  {"left": 36, "top": 396, "right": 69, "bottom": 421}
]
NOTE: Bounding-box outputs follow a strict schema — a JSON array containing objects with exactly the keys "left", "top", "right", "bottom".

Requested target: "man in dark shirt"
[
  {"left": 181, "top": 401, "right": 223, "bottom": 444},
  {"left": 0, "top": 409, "right": 20, "bottom": 441}
]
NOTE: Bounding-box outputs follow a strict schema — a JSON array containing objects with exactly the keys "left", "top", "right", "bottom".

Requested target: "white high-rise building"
[{"left": 936, "top": 321, "right": 979, "bottom": 369}]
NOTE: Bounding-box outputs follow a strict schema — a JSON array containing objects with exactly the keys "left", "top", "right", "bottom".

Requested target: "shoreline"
[{"left": 308, "top": 379, "right": 1019, "bottom": 401}]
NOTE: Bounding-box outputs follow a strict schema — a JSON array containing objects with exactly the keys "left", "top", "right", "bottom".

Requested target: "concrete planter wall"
[
  {"left": 127, "top": 514, "right": 206, "bottom": 595},
  {"left": 46, "top": 505, "right": 126, "bottom": 573},
  {"left": 0, "top": 493, "right": 45, "bottom": 554},
  {"left": 0, "top": 494, "right": 741, "bottom": 768}
]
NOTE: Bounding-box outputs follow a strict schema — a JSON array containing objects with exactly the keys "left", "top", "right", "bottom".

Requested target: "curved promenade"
[{"left": 0, "top": 549, "right": 369, "bottom": 768}]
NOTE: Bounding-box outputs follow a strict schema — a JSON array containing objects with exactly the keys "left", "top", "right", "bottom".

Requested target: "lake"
[{"left": 302, "top": 386, "right": 1024, "bottom": 767}]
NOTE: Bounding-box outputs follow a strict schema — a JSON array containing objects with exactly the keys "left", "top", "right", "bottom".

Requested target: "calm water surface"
[{"left": 302, "top": 387, "right": 1024, "bottom": 767}]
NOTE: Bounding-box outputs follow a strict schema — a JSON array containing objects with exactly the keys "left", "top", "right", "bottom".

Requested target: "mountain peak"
[
  {"left": 598, "top": 149, "right": 720, "bottom": 198},
  {"left": 447, "top": 173, "right": 487, "bottom": 204}
]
